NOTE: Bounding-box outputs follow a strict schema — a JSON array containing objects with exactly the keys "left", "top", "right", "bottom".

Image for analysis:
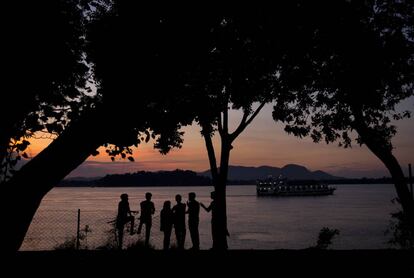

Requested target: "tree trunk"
[
  {"left": 212, "top": 140, "right": 231, "bottom": 250},
  {"left": 213, "top": 176, "right": 228, "bottom": 250},
  {"left": 0, "top": 136, "right": 8, "bottom": 166},
  {"left": 0, "top": 136, "right": 9, "bottom": 180},
  {"left": 361, "top": 136, "right": 414, "bottom": 222},
  {"left": 2, "top": 113, "right": 106, "bottom": 252},
  {"left": 0, "top": 126, "right": 13, "bottom": 174},
  {"left": 354, "top": 122, "right": 414, "bottom": 225}
]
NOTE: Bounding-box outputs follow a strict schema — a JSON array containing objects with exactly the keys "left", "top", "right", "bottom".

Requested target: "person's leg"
[
  {"left": 128, "top": 216, "right": 135, "bottom": 235},
  {"left": 182, "top": 228, "right": 186, "bottom": 249},
  {"left": 177, "top": 227, "right": 186, "bottom": 249},
  {"left": 163, "top": 228, "right": 170, "bottom": 250},
  {"left": 165, "top": 228, "right": 171, "bottom": 250},
  {"left": 175, "top": 227, "right": 183, "bottom": 249},
  {"left": 175, "top": 226, "right": 180, "bottom": 243},
  {"left": 145, "top": 222, "right": 151, "bottom": 246},
  {"left": 137, "top": 220, "right": 143, "bottom": 234},
  {"left": 193, "top": 223, "right": 200, "bottom": 249},
  {"left": 189, "top": 225, "right": 196, "bottom": 248},
  {"left": 163, "top": 231, "right": 167, "bottom": 250},
  {"left": 117, "top": 226, "right": 124, "bottom": 250}
]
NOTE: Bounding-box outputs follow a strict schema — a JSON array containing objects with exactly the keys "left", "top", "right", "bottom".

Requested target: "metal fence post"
[{"left": 76, "top": 209, "right": 80, "bottom": 250}]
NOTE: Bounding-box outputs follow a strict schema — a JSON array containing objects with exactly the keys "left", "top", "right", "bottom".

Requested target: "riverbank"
[{"left": 9, "top": 249, "right": 414, "bottom": 275}]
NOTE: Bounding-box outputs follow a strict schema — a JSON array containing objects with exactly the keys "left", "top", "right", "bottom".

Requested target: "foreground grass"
[{"left": 8, "top": 249, "right": 414, "bottom": 275}]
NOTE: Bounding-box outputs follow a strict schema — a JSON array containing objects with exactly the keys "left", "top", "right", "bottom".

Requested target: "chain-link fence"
[{"left": 20, "top": 209, "right": 178, "bottom": 251}]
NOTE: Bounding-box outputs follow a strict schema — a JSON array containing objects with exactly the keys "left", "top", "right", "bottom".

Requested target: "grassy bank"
[{"left": 8, "top": 249, "right": 414, "bottom": 275}]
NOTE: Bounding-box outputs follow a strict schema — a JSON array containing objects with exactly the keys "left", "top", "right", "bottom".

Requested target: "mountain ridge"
[
  {"left": 198, "top": 164, "right": 342, "bottom": 180},
  {"left": 60, "top": 164, "right": 343, "bottom": 187}
]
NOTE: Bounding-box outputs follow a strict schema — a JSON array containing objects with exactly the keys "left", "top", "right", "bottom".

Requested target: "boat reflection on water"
[{"left": 256, "top": 176, "right": 336, "bottom": 196}]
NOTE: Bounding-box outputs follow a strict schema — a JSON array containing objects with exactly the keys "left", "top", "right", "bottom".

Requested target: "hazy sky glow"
[{"left": 27, "top": 100, "right": 414, "bottom": 179}]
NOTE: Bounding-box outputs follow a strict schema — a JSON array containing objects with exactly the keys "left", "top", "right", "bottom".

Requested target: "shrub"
[{"left": 315, "top": 227, "right": 340, "bottom": 249}]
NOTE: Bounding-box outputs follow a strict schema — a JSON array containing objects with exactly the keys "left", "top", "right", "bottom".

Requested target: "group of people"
[{"left": 116, "top": 191, "right": 216, "bottom": 250}]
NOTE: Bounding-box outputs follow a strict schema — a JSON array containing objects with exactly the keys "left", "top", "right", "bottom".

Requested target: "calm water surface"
[{"left": 22, "top": 184, "right": 399, "bottom": 250}]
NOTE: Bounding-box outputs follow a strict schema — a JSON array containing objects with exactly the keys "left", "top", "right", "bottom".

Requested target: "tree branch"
[
  {"left": 200, "top": 122, "right": 219, "bottom": 181},
  {"left": 230, "top": 112, "right": 248, "bottom": 141},
  {"left": 229, "top": 101, "right": 266, "bottom": 142},
  {"left": 217, "top": 113, "right": 224, "bottom": 137},
  {"left": 223, "top": 103, "right": 229, "bottom": 134}
]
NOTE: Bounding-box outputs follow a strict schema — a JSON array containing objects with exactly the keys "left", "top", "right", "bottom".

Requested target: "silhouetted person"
[
  {"left": 201, "top": 191, "right": 229, "bottom": 249},
  {"left": 186, "top": 192, "right": 200, "bottom": 250},
  {"left": 172, "top": 194, "right": 186, "bottom": 249},
  {"left": 160, "top": 200, "right": 174, "bottom": 250},
  {"left": 116, "top": 193, "right": 135, "bottom": 249},
  {"left": 137, "top": 192, "right": 155, "bottom": 247}
]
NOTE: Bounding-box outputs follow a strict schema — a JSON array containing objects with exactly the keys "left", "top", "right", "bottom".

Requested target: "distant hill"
[
  {"left": 198, "top": 164, "right": 342, "bottom": 181},
  {"left": 58, "top": 165, "right": 403, "bottom": 187},
  {"left": 59, "top": 169, "right": 211, "bottom": 187}
]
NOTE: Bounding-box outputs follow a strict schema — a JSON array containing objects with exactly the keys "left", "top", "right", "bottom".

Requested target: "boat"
[{"left": 256, "top": 176, "right": 336, "bottom": 196}]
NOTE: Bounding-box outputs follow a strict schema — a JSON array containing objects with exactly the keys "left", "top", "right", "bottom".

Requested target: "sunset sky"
[{"left": 27, "top": 99, "right": 414, "bottom": 179}]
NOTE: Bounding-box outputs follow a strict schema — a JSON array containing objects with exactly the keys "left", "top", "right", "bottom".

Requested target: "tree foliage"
[
  {"left": 272, "top": 0, "right": 414, "bottom": 149},
  {"left": 272, "top": 0, "right": 414, "bottom": 220},
  {"left": 1, "top": 0, "right": 95, "bottom": 181}
]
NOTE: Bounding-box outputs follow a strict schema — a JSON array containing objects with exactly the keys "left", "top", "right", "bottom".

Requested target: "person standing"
[
  {"left": 116, "top": 193, "right": 135, "bottom": 249},
  {"left": 172, "top": 194, "right": 186, "bottom": 250},
  {"left": 160, "top": 200, "right": 174, "bottom": 250},
  {"left": 201, "top": 191, "right": 229, "bottom": 249},
  {"left": 137, "top": 192, "right": 155, "bottom": 247},
  {"left": 186, "top": 192, "right": 200, "bottom": 250}
]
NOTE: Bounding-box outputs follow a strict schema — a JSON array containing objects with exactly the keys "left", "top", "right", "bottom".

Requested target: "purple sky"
[{"left": 53, "top": 99, "right": 414, "bottom": 179}]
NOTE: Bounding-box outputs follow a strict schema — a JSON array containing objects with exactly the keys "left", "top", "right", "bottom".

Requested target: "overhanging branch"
[{"left": 229, "top": 102, "right": 266, "bottom": 142}]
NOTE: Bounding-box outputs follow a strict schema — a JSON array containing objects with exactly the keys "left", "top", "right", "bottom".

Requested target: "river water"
[{"left": 21, "top": 184, "right": 400, "bottom": 250}]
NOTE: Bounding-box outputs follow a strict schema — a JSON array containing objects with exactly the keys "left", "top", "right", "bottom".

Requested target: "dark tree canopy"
[
  {"left": 272, "top": 0, "right": 414, "bottom": 220},
  {"left": 84, "top": 2, "right": 215, "bottom": 158},
  {"left": 1, "top": 0, "right": 92, "bottom": 180},
  {"left": 273, "top": 0, "right": 414, "bottom": 148}
]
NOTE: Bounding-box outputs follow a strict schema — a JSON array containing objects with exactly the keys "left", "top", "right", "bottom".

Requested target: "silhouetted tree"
[
  {"left": 0, "top": 1, "right": 93, "bottom": 181},
  {"left": 2, "top": 2, "right": 209, "bottom": 251},
  {"left": 315, "top": 227, "right": 340, "bottom": 249},
  {"left": 181, "top": 3, "right": 350, "bottom": 249},
  {"left": 273, "top": 0, "right": 414, "bottom": 223}
]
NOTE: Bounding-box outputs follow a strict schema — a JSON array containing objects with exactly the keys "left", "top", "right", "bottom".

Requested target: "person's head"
[
  {"left": 210, "top": 191, "right": 216, "bottom": 200},
  {"left": 120, "top": 193, "right": 128, "bottom": 201},
  {"left": 145, "top": 192, "right": 152, "bottom": 201},
  {"left": 163, "top": 200, "right": 171, "bottom": 210},
  {"left": 175, "top": 194, "right": 182, "bottom": 203},
  {"left": 188, "top": 192, "right": 196, "bottom": 201}
]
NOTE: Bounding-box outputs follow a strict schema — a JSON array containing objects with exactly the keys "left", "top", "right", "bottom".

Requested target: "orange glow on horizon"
[{"left": 26, "top": 103, "right": 414, "bottom": 178}]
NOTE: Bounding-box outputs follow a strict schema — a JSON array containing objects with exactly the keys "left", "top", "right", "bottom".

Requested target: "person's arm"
[
  {"left": 127, "top": 203, "right": 133, "bottom": 216},
  {"left": 151, "top": 202, "right": 155, "bottom": 214},
  {"left": 200, "top": 202, "right": 212, "bottom": 212}
]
